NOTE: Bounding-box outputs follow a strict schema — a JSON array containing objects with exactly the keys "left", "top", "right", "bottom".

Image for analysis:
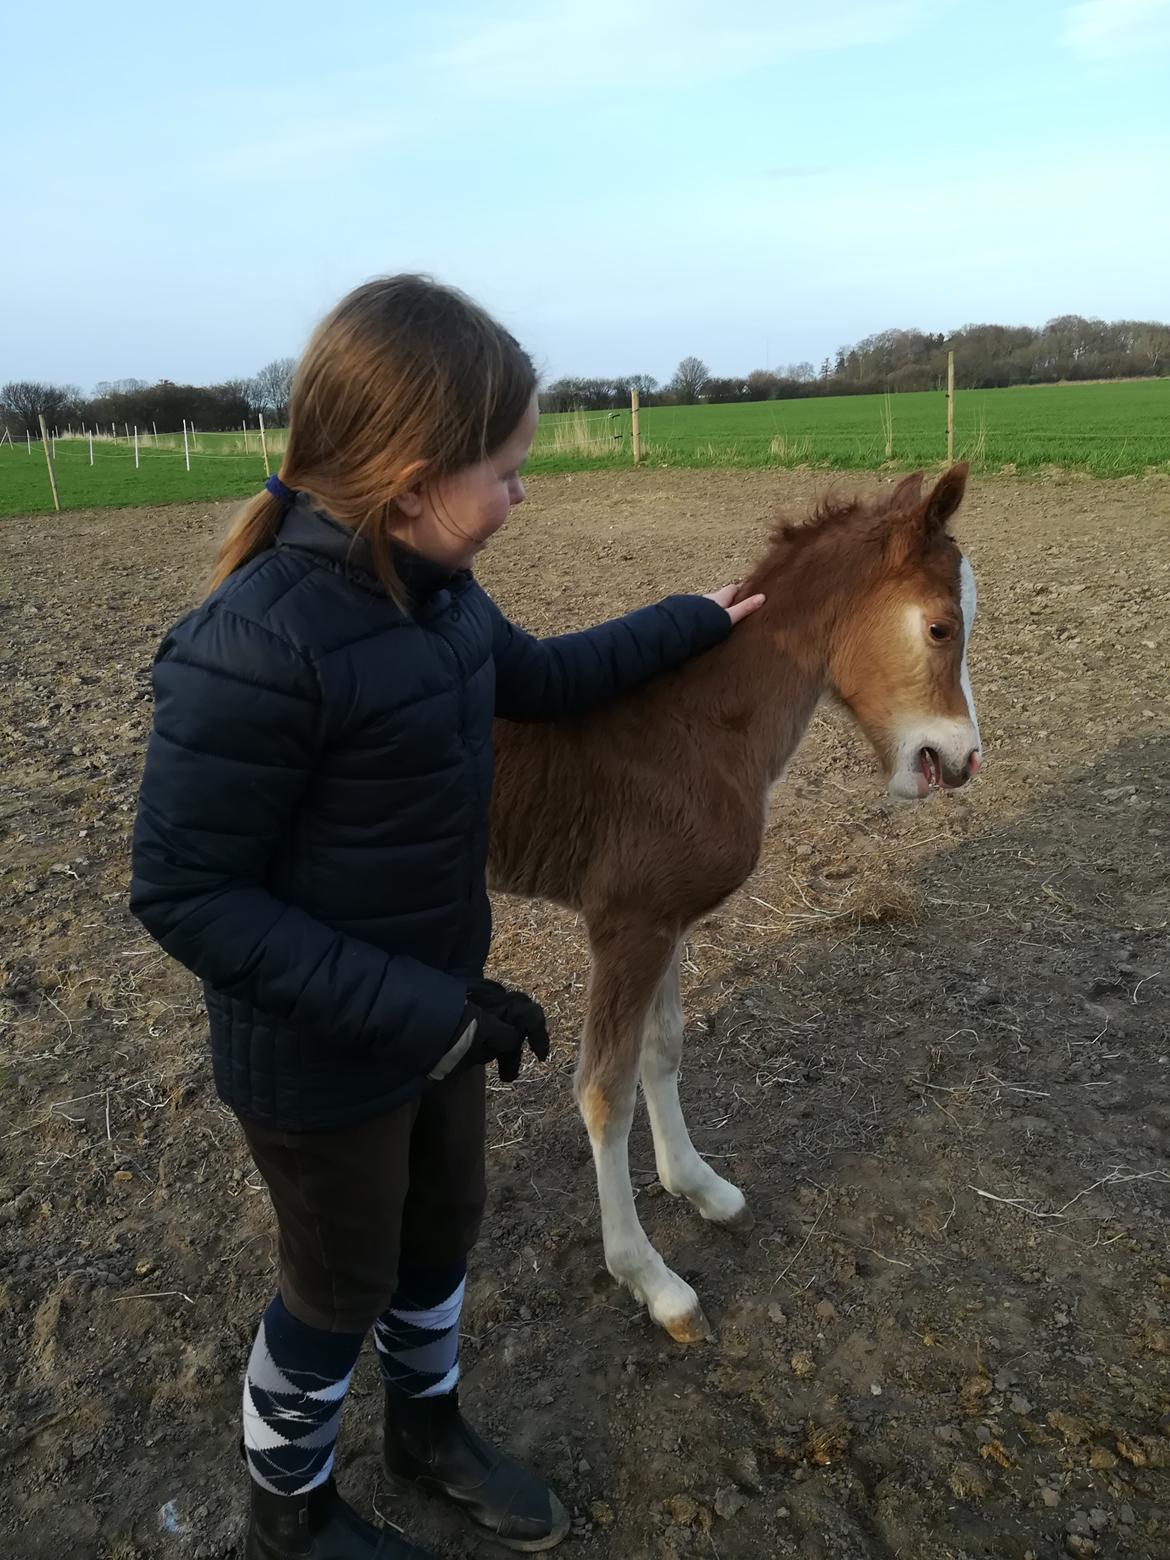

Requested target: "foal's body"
[{"left": 489, "top": 468, "right": 981, "bottom": 1340}]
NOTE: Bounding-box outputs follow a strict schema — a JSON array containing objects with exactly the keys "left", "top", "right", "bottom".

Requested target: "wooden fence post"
[
  {"left": 89, "top": 429, "right": 94, "bottom": 466},
  {"left": 152, "top": 421, "right": 158, "bottom": 444},
  {"left": 38, "top": 415, "right": 61, "bottom": 512},
  {"left": 631, "top": 388, "right": 641, "bottom": 466},
  {"left": 242, "top": 419, "right": 250, "bottom": 453},
  {"left": 946, "top": 350, "right": 954, "bottom": 465},
  {"left": 134, "top": 426, "right": 140, "bottom": 469},
  {"left": 259, "top": 413, "right": 270, "bottom": 477},
  {"left": 182, "top": 419, "right": 191, "bottom": 471},
  {"left": 27, "top": 430, "right": 32, "bottom": 455}
]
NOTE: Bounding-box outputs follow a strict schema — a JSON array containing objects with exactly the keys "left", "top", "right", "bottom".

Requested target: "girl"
[{"left": 130, "top": 275, "right": 763, "bottom": 1560}]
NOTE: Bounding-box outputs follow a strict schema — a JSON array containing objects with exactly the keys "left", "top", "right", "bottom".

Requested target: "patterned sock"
[
  {"left": 374, "top": 1260, "right": 466, "bottom": 1399},
  {"left": 242, "top": 1295, "right": 364, "bottom": 1494}
]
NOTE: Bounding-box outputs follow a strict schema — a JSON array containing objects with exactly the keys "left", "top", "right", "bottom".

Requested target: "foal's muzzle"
[{"left": 888, "top": 721, "right": 982, "bottom": 800}]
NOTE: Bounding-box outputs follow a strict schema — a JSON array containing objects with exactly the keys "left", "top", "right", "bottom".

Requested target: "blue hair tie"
[{"left": 265, "top": 473, "right": 296, "bottom": 506}]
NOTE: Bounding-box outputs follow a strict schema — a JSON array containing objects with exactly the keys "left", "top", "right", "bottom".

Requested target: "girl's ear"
[{"left": 392, "top": 459, "right": 430, "bottom": 518}]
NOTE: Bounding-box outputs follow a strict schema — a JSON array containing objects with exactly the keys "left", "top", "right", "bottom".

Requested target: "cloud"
[
  {"left": 189, "top": 57, "right": 437, "bottom": 180},
  {"left": 200, "top": 2, "right": 933, "bottom": 180},
  {"left": 762, "top": 164, "right": 830, "bottom": 180},
  {"left": 1062, "top": 0, "right": 1170, "bottom": 56},
  {"left": 434, "top": 0, "right": 937, "bottom": 93},
  {"left": 205, "top": 110, "right": 412, "bottom": 178}
]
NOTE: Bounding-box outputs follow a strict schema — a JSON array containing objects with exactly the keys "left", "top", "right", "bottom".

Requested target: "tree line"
[
  {"left": 540, "top": 315, "right": 1169, "bottom": 410},
  {"left": 0, "top": 358, "right": 296, "bottom": 438},
  {"left": 4, "top": 314, "right": 1167, "bottom": 436}
]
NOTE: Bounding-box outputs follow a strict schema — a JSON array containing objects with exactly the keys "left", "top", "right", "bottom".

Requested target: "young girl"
[{"left": 130, "top": 275, "right": 763, "bottom": 1560}]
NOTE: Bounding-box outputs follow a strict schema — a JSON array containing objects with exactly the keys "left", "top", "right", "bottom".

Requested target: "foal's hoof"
[
  {"left": 700, "top": 1185, "right": 754, "bottom": 1234},
  {"left": 663, "top": 1304, "right": 713, "bottom": 1346},
  {"left": 714, "top": 1201, "right": 755, "bottom": 1235}
]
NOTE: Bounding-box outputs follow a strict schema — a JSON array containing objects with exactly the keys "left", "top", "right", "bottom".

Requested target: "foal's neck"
[{"left": 684, "top": 520, "right": 863, "bottom": 785}]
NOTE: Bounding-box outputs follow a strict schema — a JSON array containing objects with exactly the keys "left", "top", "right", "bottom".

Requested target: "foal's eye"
[{"left": 928, "top": 622, "right": 952, "bottom": 642}]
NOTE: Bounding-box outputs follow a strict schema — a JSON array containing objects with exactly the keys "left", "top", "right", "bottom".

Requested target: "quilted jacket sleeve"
[
  {"left": 129, "top": 606, "right": 467, "bottom": 1071},
  {"left": 488, "top": 592, "right": 732, "bottom": 723}
]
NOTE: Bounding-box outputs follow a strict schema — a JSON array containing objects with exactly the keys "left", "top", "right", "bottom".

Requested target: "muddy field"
[{"left": 2, "top": 469, "right": 1169, "bottom": 1560}]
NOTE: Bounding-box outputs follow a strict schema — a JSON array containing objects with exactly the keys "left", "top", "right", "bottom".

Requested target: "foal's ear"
[
  {"left": 888, "top": 470, "right": 925, "bottom": 510},
  {"left": 923, "top": 463, "right": 969, "bottom": 533}
]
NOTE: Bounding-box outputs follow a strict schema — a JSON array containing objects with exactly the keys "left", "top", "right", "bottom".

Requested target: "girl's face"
[{"left": 391, "top": 394, "right": 539, "bottom": 570}]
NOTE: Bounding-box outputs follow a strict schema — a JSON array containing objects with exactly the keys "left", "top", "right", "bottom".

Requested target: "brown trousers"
[{"left": 237, "top": 1066, "right": 486, "bottom": 1333}]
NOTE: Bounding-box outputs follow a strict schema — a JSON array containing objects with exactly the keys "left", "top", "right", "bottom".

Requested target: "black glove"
[{"left": 460, "top": 977, "right": 550, "bottom": 1083}]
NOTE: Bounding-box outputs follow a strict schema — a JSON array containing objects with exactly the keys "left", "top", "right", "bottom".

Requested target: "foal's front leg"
[
  {"left": 640, "top": 951, "right": 752, "bottom": 1230},
  {"left": 576, "top": 928, "right": 711, "bottom": 1343}
]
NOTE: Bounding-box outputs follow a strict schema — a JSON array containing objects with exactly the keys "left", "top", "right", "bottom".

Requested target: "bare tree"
[
  {"left": 625, "top": 374, "right": 659, "bottom": 403},
  {"left": 0, "top": 381, "right": 80, "bottom": 435},
  {"left": 250, "top": 357, "right": 297, "bottom": 423},
  {"left": 669, "top": 356, "right": 709, "bottom": 405},
  {"left": 211, "top": 379, "right": 256, "bottom": 425}
]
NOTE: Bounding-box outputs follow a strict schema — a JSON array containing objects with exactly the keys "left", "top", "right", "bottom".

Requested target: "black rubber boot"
[
  {"left": 245, "top": 1475, "right": 434, "bottom": 1559},
  {"left": 383, "top": 1391, "right": 570, "bottom": 1552}
]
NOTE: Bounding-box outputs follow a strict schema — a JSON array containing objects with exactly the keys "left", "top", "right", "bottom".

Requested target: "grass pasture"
[
  {"left": 1, "top": 378, "right": 1166, "bottom": 516},
  {"left": 0, "top": 432, "right": 284, "bottom": 516},
  {"left": 536, "top": 379, "right": 1170, "bottom": 476}
]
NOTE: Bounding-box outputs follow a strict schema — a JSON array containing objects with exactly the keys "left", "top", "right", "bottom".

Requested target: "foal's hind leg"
[
  {"left": 640, "top": 951, "right": 752, "bottom": 1230},
  {"left": 577, "top": 923, "right": 711, "bottom": 1344}
]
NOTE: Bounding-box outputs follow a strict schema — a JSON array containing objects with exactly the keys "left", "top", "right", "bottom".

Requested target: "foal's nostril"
[{"left": 943, "top": 749, "right": 982, "bottom": 790}]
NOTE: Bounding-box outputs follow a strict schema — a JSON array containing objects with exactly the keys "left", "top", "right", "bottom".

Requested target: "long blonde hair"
[{"left": 209, "top": 275, "right": 536, "bottom": 602}]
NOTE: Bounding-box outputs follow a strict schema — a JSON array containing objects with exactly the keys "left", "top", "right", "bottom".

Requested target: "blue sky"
[{"left": 6, "top": 0, "right": 1169, "bottom": 390}]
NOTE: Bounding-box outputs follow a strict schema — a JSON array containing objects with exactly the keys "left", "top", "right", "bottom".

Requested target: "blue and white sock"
[
  {"left": 374, "top": 1261, "right": 466, "bottom": 1399},
  {"left": 242, "top": 1295, "right": 364, "bottom": 1495}
]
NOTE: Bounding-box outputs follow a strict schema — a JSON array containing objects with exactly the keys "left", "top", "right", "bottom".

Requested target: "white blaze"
[
  {"left": 959, "top": 554, "right": 980, "bottom": 749},
  {"left": 886, "top": 553, "right": 982, "bottom": 799}
]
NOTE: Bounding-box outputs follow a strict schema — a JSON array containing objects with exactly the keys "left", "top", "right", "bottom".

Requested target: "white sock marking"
[{"left": 641, "top": 957, "right": 747, "bottom": 1224}]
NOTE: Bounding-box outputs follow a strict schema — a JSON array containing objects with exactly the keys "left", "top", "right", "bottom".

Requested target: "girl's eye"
[{"left": 928, "top": 622, "right": 952, "bottom": 642}]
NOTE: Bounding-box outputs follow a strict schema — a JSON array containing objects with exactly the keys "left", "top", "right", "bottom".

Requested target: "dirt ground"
[{"left": 1, "top": 468, "right": 1168, "bottom": 1560}]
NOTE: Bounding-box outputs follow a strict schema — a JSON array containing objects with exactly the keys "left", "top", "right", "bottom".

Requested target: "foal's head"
[{"left": 825, "top": 465, "right": 981, "bottom": 800}]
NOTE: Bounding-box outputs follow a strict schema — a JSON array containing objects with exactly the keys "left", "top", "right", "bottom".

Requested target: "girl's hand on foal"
[{"left": 706, "top": 584, "right": 766, "bottom": 627}]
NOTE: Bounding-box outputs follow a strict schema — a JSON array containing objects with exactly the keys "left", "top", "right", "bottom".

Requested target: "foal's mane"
[{"left": 739, "top": 472, "right": 925, "bottom": 600}]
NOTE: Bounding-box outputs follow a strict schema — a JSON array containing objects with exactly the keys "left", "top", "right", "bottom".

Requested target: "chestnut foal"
[{"left": 489, "top": 466, "right": 981, "bottom": 1342}]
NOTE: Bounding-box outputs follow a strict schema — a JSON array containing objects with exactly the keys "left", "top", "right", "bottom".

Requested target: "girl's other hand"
[{"left": 705, "top": 583, "right": 766, "bottom": 627}]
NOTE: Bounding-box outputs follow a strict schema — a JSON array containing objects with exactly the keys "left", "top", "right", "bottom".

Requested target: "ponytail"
[
  {"left": 207, "top": 489, "right": 286, "bottom": 594},
  {"left": 208, "top": 484, "right": 412, "bottom": 614}
]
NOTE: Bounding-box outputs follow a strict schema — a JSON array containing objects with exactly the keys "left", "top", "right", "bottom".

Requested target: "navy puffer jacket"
[{"left": 130, "top": 499, "right": 731, "bottom": 1129}]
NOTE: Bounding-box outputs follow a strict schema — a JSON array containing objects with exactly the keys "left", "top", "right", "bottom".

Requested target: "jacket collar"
[{"left": 275, "top": 497, "right": 461, "bottom": 601}]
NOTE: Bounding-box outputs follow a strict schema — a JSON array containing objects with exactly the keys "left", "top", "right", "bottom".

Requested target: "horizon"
[
  {"left": 9, "top": 307, "right": 1170, "bottom": 402},
  {"left": 5, "top": 0, "right": 1170, "bottom": 389}
]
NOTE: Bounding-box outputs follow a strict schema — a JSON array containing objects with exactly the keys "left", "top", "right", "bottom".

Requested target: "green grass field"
[
  {"left": 534, "top": 379, "right": 1170, "bottom": 476},
  {"left": 2, "top": 379, "right": 1166, "bottom": 516}
]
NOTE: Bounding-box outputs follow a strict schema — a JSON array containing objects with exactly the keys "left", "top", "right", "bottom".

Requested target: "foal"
[{"left": 489, "top": 466, "right": 981, "bottom": 1342}]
